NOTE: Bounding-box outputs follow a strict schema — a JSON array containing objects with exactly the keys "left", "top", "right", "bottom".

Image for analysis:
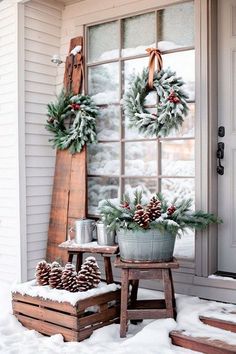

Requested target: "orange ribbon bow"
[{"left": 146, "top": 48, "right": 163, "bottom": 89}]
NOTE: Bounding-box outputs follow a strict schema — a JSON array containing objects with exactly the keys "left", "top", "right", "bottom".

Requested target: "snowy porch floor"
[{"left": 1, "top": 281, "right": 236, "bottom": 354}]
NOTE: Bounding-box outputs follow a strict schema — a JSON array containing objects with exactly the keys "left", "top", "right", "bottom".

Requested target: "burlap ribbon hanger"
[{"left": 146, "top": 48, "right": 163, "bottom": 89}]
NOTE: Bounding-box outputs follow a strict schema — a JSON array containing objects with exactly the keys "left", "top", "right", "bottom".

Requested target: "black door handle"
[{"left": 217, "top": 142, "right": 224, "bottom": 175}]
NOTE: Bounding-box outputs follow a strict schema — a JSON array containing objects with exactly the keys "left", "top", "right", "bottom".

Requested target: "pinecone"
[
  {"left": 77, "top": 257, "right": 101, "bottom": 292},
  {"left": 35, "top": 260, "right": 51, "bottom": 286},
  {"left": 133, "top": 204, "right": 150, "bottom": 229},
  {"left": 49, "top": 261, "right": 63, "bottom": 289},
  {"left": 61, "top": 263, "right": 79, "bottom": 293},
  {"left": 167, "top": 205, "right": 176, "bottom": 216},
  {"left": 146, "top": 197, "right": 161, "bottom": 221}
]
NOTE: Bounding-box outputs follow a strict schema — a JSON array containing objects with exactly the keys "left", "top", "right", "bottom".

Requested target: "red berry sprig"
[
  {"left": 121, "top": 201, "right": 131, "bottom": 210},
  {"left": 71, "top": 103, "right": 81, "bottom": 110},
  {"left": 167, "top": 205, "right": 176, "bottom": 216},
  {"left": 168, "top": 91, "right": 180, "bottom": 104}
]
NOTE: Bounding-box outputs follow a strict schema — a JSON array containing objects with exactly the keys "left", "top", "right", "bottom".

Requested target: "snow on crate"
[{"left": 11, "top": 280, "right": 120, "bottom": 306}]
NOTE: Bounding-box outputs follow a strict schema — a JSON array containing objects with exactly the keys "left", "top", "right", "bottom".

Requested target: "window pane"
[
  {"left": 174, "top": 229, "right": 195, "bottom": 260},
  {"left": 124, "top": 178, "right": 157, "bottom": 199},
  {"left": 88, "top": 21, "right": 119, "bottom": 63},
  {"left": 123, "top": 57, "right": 149, "bottom": 92},
  {"left": 163, "top": 50, "right": 195, "bottom": 101},
  {"left": 88, "top": 143, "right": 120, "bottom": 176},
  {"left": 157, "top": 2, "right": 194, "bottom": 51},
  {"left": 97, "top": 106, "right": 120, "bottom": 141},
  {"left": 88, "top": 177, "right": 119, "bottom": 215},
  {"left": 88, "top": 63, "right": 119, "bottom": 104},
  {"left": 161, "top": 140, "right": 195, "bottom": 176},
  {"left": 122, "top": 12, "right": 156, "bottom": 57},
  {"left": 125, "top": 141, "right": 157, "bottom": 176},
  {"left": 168, "top": 103, "right": 195, "bottom": 138},
  {"left": 161, "top": 178, "right": 195, "bottom": 202}
]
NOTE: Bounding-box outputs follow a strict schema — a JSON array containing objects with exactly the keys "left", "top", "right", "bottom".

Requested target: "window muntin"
[{"left": 87, "top": 1, "right": 195, "bottom": 259}]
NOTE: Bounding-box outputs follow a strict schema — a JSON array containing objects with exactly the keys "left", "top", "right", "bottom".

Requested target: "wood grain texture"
[
  {"left": 170, "top": 330, "right": 236, "bottom": 354},
  {"left": 114, "top": 257, "right": 179, "bottom": 269},
  {"left": 199, "top": 316, "right": 236, "bottom": 333},
  {"left": 47, "top": 36, "right": 87, "bottom": 264},
  {"left": 12, "top": 289, "right": 120, "bottom": 342}
]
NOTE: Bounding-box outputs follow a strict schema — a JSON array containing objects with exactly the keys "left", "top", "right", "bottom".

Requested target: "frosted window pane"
[
  {"left": 168, "top": 103, "right": 195, "bottom": 138},
  {"left": 88, "top": 177, "right": 119, "bottom": 215},
  {"left": 122, "top": 12, "right": 155, "bottom": 57},
  {"left": 123, "top": 57, "right": 149, "bottom": 92},
  {"left": 88, "top": 143, "right": 120, "bottom": 176},
  {"left": 124, "top": 178, "right": 157, "bottom": 199},
  {"left": 163, "top": 50, "right": 195, "bottom": 101},
  {"left": 125, "top": 141, "right": 157, "bottom": 176},
  {"left": 161, "top": 140, "right": 195, "bottom": 176},
  {"left": 88, "top": 21, "right": 119, "bottom": 63},
  {"left": 97, "top": 106, "right": 120, "bottom": 141},
  {"left": 174, "top": 229, "right": 195, "bottom": 260},
  {"left": 157, "top": 2, "right": 194, "bottom": 51},
  {"left": 161, "top": 178, "right": 195, "bottom": 203},
  {"left": 88, "top": 63, "right": 119, "bottom": 104}
]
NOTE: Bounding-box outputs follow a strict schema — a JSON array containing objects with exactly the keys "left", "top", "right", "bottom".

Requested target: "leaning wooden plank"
[
  {"left": 12, "top": 301, "right": 78, "bottom": 330},
  {"left": 46, "top": 149, "right": 72, "bottom": 264},
  {"left": 200, "top": 315, "right": 236, "bottom": 333},
  {"left": 170, "top": 330, "right": 236, "bottom": 354},
  {"left": 16, "top": 314, "right": 79, "bottom": 342}
]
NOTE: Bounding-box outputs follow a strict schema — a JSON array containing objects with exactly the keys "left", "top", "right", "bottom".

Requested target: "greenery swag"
[
  {"left": 46, "top": 90, "right": 99, "bottom": 154},
  {"left": 100, "top": 191, "right": 222, "bottom": 236},
  {"left": 123, "top": 68, "right": 189, "bottom": 137}
]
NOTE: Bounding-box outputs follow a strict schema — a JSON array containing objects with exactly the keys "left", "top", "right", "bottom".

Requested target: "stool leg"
[
  {"left": 76, "top": 253, "right": 83, "bottom": 272},
  {"left": 130, "top": 280, "right": 142, "bottom": 325},
  {"left": 168, "top": 269, "right": 176, "bottom": 319},
  {"left": 120, "top": 269, "right": 129, "bottom": 338},
  {"left": 163, "top": 269, "right": 174, "bottom": 318},
  {"left": 103, "top": 256, "right": 114, "bottom": 284}
]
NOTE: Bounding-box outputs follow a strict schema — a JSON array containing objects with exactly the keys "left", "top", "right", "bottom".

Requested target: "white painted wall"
[
  {"left": 0, "top": 0, "right": 24, "bottom": 283},
  {"left": 24, "top": 0, "right": 63, "bottom": 279}
]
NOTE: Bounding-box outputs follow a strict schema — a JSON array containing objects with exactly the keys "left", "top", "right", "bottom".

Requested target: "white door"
[{"left": 218, "top": 0, "right": 236, "bottom": 272}]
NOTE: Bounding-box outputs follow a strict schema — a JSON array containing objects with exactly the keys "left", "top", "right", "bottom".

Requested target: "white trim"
[{"left": 16, "top": 2, "right": 27, "bottom": 282}]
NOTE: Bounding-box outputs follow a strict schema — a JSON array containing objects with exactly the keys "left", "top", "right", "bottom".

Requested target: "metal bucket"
[
  {"left": 97, "top": 221, "right": 116, "bottom": 246},
  {"left": 75, "top": 219, "right": 95, "bottom": 244},
  {"left": 117, "top": 229, "right": 176, "bottom": 262}
]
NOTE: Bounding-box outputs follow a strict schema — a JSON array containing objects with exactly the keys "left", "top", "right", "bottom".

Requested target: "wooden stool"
[
  {"left": 114, "top": 257, "right": 179, "bottom": 337},
  {"left": 59, "top": 243, "right": 119, "bottom": 284}
]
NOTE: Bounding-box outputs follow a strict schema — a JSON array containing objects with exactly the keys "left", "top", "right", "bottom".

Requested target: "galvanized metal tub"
[{"left": 117, "top": 229, "right": 176, "bottom": 262}]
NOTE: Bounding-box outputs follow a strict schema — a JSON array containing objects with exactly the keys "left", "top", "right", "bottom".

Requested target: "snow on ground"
[{"left": 2, "top": 281, "right": 236, "bottom": 354}]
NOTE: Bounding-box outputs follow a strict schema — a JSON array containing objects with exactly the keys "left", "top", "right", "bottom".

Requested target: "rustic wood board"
[
  {"left": 200, "top": 315, "right": 236, "bottom": 333},
  {"left": 46, "top": 36, "right": 87, "bottom": 264},
  {"left": 170, "top": 330, "right": 236, "bottom": 354}
]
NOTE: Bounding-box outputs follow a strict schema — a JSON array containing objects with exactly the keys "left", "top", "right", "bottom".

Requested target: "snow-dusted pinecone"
[
  {"left": 146, "top": 196, "right": 161, "bottom": 221},
  {"left": 133, "top": 204, "right": 150, "bottom": 229},
  {"left": 61, "top": 263, "right": 79, "bottom": 292},
  {"left": 49, "top": 261, "right": 63, "bottom": 289},
  {"left": 35, "top": 260, "right": 51, "bottom": 286},
  {"left": 77, "top": 257, "right": 101, "bottom": 291}
]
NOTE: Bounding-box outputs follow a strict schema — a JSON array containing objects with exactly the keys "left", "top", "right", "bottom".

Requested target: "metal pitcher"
[
  {"left": 74, "top": 219, "right": 96, "bottom": 244},
  {"left": 96, "top": 221, "right": 115, "bottom": 246}
]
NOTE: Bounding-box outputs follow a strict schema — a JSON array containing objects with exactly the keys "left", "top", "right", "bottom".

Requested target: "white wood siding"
[
  {"left": 0, "top": 1, "right": 21, "bottom": 283},
  {"left": 24, "top": 0, "right": 63, "bottom": 280}
]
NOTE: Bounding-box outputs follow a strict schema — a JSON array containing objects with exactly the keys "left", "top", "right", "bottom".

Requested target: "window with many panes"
[{"left": 86, "top": 1, "right": 195, "bottom": 259}]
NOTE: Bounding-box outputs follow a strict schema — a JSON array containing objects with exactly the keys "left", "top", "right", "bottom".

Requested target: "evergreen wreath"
[
  {"left": 46, "top": 90, "right": 99, "bottom": 154},
  {"left": 123, "top": 67, "right": 189, "bottom": 137}
]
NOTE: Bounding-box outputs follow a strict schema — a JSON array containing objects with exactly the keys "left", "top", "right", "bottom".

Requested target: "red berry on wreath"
[
  {"left": 71, "top": 103, "right": 81, "bottom": 110},
  {"left": 167, "top": 205, "right": 176, "bottom": 216}
]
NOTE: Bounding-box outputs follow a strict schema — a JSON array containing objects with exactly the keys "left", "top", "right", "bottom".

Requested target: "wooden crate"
[{"left": 12, "top": 289, "right": 120, "bottom": 342}]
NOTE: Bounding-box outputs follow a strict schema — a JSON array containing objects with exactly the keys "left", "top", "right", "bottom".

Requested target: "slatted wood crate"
[{"left": 12, "top": 289, "right": 120, "bottom": 342}]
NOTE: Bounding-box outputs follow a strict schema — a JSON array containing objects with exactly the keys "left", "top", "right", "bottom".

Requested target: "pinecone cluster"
[
  {"left": 133, "top": 197, "right": 162, "bottom": 229},
  {"left": 35, "top": 257, "right": 101, "bottom": 293}
]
